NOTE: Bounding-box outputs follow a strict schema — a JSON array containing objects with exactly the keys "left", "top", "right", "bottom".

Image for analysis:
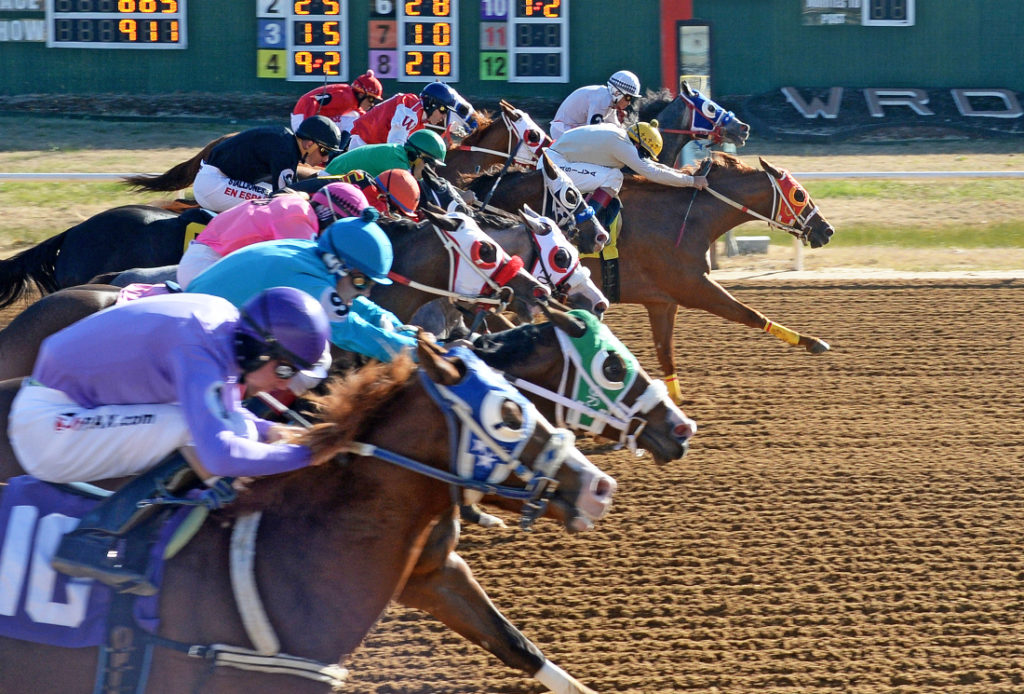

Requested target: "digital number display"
[
  {"left": 286, "top": 0, "right": 348, "bottom": 81},
  {"left": 47, "top": 0, "right": 187, "bottom": 49},
  {"left": 514, "top": 0, "right": 563, "bottom": 19},
  {"left": 398, "top": 0, "right": 457, "bottom": 81},
  {"left": 509, "top": 0, "right": 567, "bottom": 82}
]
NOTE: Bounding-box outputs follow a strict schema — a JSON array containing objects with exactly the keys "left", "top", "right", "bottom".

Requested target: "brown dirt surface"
[
  {"left": 9, "top": 280, "right": 1009, "bottom": 693},
  {"left": 327, "top": 278, "right": 1024, "bottom": 693}
]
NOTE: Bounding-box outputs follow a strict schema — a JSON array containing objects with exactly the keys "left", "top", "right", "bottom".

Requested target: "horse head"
[
  {"left": 539, "top": 152, "right": 610, "bottom": 255},
  {"left": 679, "top": 81, "right": 750, "bottom": 148},
  {"left": 758, "top": 157, "right": 835, "bottom": 248},
  {"left": 301, "top": 334, "right": 616, "bottom": 532},
  {"left": 517, "top": 205, "right": 608, "bottom": 318},
  {"left": 418, "top": 207, "right": 556, "bottom": 325},
  {"left": 446, "top": 101, "right": 551, "bottom": 178},
  {"left": 473, "top": 308, "right": 697, "bottom": 464}
]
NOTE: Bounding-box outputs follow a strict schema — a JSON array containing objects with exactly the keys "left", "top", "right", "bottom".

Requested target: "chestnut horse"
[
  {"left": 443, "top": 99, "right": 552, "bottom": 178},
  {"left": 465, "top": 152, "right": 837, "bottom": 402},
  {"left": 0, "top": 338, "right": 616, "bottom": 694}
]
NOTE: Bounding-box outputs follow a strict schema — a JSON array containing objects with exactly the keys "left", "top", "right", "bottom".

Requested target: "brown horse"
[
  {"left": 465, "top": 152, "right": 837, "bottom": 402},
  {"left": 444, "top": 99, "right": 553, "bottom": 179},
  {"left": 0, "top": 337, "right": 616, "bottom": 694}
]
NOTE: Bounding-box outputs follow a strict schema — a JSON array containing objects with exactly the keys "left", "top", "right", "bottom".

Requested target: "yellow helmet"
[{"left": 627, "top": 119, "right": 663, "bottom": 158}]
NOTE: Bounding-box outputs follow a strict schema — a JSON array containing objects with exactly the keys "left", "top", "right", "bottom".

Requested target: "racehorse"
[
  {"left": 443, "top": 99, "right": 552, "bottom": 179},
  {"left": 464, "top": 152, "right": 836, "bottom": 402},
  {"left": 0, "top": 205, "right": 205, "bottom": 310},
  {"left": 0, "top": 337, "right": 617, "bottom": 694},
  {"left": 636, "top": 82, "right": 751, "bottom": 167}
]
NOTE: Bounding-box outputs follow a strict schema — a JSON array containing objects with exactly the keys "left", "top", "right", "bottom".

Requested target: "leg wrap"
[
  {"left": 764, "top": 319, "right": 800, "bottom": 345},
  {"left": 662, "top": 374, "right": 683, "bottom": 405}
]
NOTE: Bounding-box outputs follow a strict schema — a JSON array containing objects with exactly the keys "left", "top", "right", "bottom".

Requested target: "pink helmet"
[
  {"left": 310, "top": 181, "right": 370, "bottom": 230},
  {"left": 352, "top": 70, "right": 384, "bottom": 100}
]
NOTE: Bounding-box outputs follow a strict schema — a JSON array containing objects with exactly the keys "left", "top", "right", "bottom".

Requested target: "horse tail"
[
  {"left": 122, "top": 133, "right": 235, "bottom": 193},
  {"left": 0, "top": 232, "right": 65, "bottom": 309}
]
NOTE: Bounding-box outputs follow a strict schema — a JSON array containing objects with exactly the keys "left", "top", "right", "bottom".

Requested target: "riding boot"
[
  {"left": 587, "top": 188, "right": 623, "bottom": 241},
  {"left": 51, "top": 453, "right": 200, "bottom": 596}
]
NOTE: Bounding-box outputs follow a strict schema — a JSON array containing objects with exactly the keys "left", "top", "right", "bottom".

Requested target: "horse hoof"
[
  {"left": 475, "top": 512, "right": 507, "bottom": 529},
  {"left": 807, "top": 338, "right": 831, "bottom": 354}
]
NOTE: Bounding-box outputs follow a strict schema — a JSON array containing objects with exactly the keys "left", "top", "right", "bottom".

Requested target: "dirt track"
[
  {"left": 336, "top": 278, "right": 1024, "bottom": 693},
  {"left": 2, "top": 278, "right": 1022, "bottom": 693}
]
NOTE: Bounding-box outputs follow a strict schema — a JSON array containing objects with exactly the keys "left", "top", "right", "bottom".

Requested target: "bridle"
[
  {"left": 703, "top": 167, "right": 822, "bottom": 243},
  {"left": 659, "top": 93, "right": 738, "bottom": 144},
  {"left": 455, "top": 109, "right": 549, "bottom": 167},
  {"left": 504, "top": 311, "right": 678, "bottom": 456},
  {"left": 342, "top": 347, "right": 575, "bottom": 530}
]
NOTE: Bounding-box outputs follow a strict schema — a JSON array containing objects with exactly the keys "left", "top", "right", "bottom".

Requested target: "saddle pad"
[{"left": 0, "top": 476, "right": 180, "bottom": 647}]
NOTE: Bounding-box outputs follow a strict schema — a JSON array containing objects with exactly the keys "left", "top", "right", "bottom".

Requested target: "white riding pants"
[
  {"left": 8, "top": 383, "right": 255, "bottom": 483},
  {"left": 176, "top": 241, "right": 223, "bottom": 289},
  {"left": 543, "top": 150, "right": 623, "bottom": 196},
  {"left": 193, "top": 163, "right": 272, "bottom": 213}
]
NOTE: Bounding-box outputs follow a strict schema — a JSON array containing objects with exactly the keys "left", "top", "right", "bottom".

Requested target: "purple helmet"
[
  {"left": 310, "top": 181, "right": 370, "bottom": 230},
  {"left": 235, "top": 286, "right": 331, "bottom": 378}
]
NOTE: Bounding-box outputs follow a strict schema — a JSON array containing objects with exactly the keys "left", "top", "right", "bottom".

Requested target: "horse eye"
[
  {"left": 792, "top": 188, "right": 807, "bottom": 204},
  {"left": 475, "top": 242, "right": 497, "bottom": 264},
  {"left": 500, "top": 399, "right": 524, "bottom": 429},
  {"left": 562, "top": 188, "right": 580, "bottom": 207},
  {"left": 482, "top": 392, "right": 528, "bottom": 442},
  {"left": 592, "top": 350, "right": 626, "bottom": 390},
  {"left": 702, "top": 102, "right": 719, "bottom": 118}
]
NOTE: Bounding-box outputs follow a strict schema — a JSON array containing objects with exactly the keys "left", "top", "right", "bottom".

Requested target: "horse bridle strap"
[{"left": 703, "top": 173, "right": 820, "bottom": 241}]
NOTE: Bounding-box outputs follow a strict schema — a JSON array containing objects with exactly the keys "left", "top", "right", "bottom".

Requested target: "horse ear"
[
  {"left": 416, "top": 331, "right": 463, "bottom": 385},
  {"left": 681, "top": 81, "right": 694, "bottom": 97},
  {"left": 499, "top": 99, "right": 520, "bottom": 121},
  {"left": 421, "top": 206, "right": 462, "bottom": 231},
  {"left": 541, "top": 152, "right": 557, "bottom": 180},
  {"left": 548, "top": 306, "right": 588, "bottom": 338},
  {"left": 759, "top": 157, "right": 784, "bottom": 179},
  {"left": 518, "top": 205, "right": 549, "bottom": 234}
]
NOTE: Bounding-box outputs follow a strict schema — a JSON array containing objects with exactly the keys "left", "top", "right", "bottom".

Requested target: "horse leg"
[
  {"left": 681, "top": 273, "right": 831, "bottom": 353},
  {"left": 644, "top": 302, "right": 685, "bottom": 404},
  {"left": 400, "top": 516, "right": 595, "bottom": 693}
]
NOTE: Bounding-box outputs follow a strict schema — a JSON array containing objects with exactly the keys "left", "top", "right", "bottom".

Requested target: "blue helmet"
[
  {"left": 317, "top": 208, "right": 394, "bottom": 285},
  {"left": 419, "top": 81, "right": 458, "bottom": 115},
  {"left": 235, "top": 286, "right": 331, "bottom": 378}
]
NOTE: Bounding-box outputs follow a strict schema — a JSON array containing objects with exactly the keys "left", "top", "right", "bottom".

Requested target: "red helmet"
[
  {"left": 375, "top": 169, "right": 420, "bottom": 218},
  {"left": 352, "top": 70, "right": 384, "bottom": 100}
]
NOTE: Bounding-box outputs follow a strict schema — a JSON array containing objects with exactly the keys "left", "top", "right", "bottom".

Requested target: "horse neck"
[
  {"left": 695, "top": 166, "right": 776, "bottom": 243},
  {"left": 656, "top": 97, "right": 694, "bottom": 166},
  {"left": 474, "top": 323, "right": 565, "bottom": 422},
  {"left": 484, "top": 224, "right": 539, "bottom": 275},
  {"left": 445, "top": 120, "right": 509, "bottom": 179},
  {"left": 373, "top": 222, "right": 452, "bottom": 322},
  {"left": 486, "top": 170, "right": 545, "bottom": 215}
]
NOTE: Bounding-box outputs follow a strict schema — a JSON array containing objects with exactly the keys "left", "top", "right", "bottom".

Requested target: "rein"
[{"left": 703, "top": 171, "right": 821, "bottom": 242}]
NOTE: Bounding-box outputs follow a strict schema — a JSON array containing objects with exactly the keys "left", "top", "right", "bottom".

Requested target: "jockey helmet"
[
  {"left": 310, "top": 182, "right": 370, "bottom": 230},
  {"left": 235, "top": 286, "right": 331, "bottom": 378},
  {"left": 295, "top": 115, "right": 345, "bottom": 152},
  {"left": 317, "top": 208, "right": 394, "bottom": 285},
  {"left": 627, "top": 119, "right": 663, "bottom": 159},
  {"left": 375, "top": 168, "right": 421, "bottom": 218},
  {"left": 607, "top": 70, "right": 642, "bottom": 100},
  {"left": 419, "top": 81, "right": 458, "bottom": 116},
  {"left": 405, "top": 129, "right": 447, "bottom": 167},
  {"left": 351, "top": 69, "right": 384, "bottom": 101}
]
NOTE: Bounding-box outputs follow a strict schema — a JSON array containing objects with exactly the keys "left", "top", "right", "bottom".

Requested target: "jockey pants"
[
  {"left": 176, "top": 241, "right": 223, "bottom": 290},
  {"left": 543, "top": 150, "right": 623, "bottom": 196},
  {"left": 8, "top": 382, "right": 256, "bottom": 484},
  {"left": 192, "top": 163, "right": 272, "bottom": 213}
]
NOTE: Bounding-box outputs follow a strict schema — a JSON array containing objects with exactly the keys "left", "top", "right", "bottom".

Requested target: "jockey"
[
  {"left": 176, "top": 183, "right": 370, "bottom": 289},
  {"left": 327, "top": 168, "right": 421, "bottom": 219},
  {"left": 348, "top": 81, "right": 477, "bottom": 149},
  {"left": 544, "top": 119, "right": 708, "bottom": 232},
  {"left": 8, "top": 287, "right": 331, "bottom": 594},
  {"left": 322, "top": 128, "right": 447, "bottom": 180},
  {"left": 289, "top": 70, "right": 385, "bottom": 133},
  {"left": 549, "top": 70, "right": 642, "bottom": 140},
  {"left": 186, "top": 210, "right": 418, "bottom": 365},
  {"left": 192, "top": 116, "right": 346, "bottom": 213}
]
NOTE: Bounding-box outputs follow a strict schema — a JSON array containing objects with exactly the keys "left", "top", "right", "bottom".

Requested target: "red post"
[{"left": 659, "top": 0, "right": 694, "bottom": 94}]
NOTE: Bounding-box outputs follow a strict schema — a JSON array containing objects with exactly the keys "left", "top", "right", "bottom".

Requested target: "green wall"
[
  {"left": 0, "top": 0, "right": 665, "bottom": 101},
  {"left": 692, "top": 0, "right": 1024, "bottom": 96}
]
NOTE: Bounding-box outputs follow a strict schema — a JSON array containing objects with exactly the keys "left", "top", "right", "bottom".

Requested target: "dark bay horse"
[
  {"left": 0, "top": 205, "right": 203, "bottom": 309},
  {"left": 637, "top": 83, "right": 751, "bottom": 167},
  {"left": 0, "top": 338, "right": 616, "bottom": 694},
  {"left": 465, "top": 152, "right": 836, "bottom": 402},
  {"left": 444, "top": 99, "right": 552, "bottom": 178}
]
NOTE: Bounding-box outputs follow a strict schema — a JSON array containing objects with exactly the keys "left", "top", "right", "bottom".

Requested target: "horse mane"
[
  {"left": 460, "top": 167, "right": 535, "bottom": 195},
  {"left": 122, "top": 133, "right": 234, "bottom": 192},
  {"left": 636, "top": 88, "right": 675, "bottom": 122},
  {"left": 453, "top": 110, "right": 496, "bottom": 148},
  {"left": 471, "top": 321, "right": 555, "bottom": 371}
]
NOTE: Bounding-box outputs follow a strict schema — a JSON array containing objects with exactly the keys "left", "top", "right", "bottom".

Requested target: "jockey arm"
[
  {"left": 175, "top": 345, "right": 313, "bottom": 478},
  {"left": 613, "top": 137, "right": 702, "bottom": 188},
  {"left": 387, "top": 101, "right": 419, "bottom": 144},
  {"left": 342, "top": 296, "right": 419, "bottom": 362}
]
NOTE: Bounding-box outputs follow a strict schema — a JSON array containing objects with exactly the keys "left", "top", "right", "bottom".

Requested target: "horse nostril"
[
  {"left": 674, "top": 422, "right": 694, "bottom": 440},
  {"left": 595, "top": 302, "right": 608, "bottom": 315},
  {"left": 594, "top": 476, "right": 615, "bottom": 499}
]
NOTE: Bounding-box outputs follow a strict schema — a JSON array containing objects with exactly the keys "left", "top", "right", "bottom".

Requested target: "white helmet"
[{"left": 607, "top": 70, "right": 641, "bottom": 100}]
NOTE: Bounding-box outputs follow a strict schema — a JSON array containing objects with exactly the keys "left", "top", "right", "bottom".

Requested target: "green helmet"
[{"left": 405, "top": 129, "right": 447, "bottom": 167}]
